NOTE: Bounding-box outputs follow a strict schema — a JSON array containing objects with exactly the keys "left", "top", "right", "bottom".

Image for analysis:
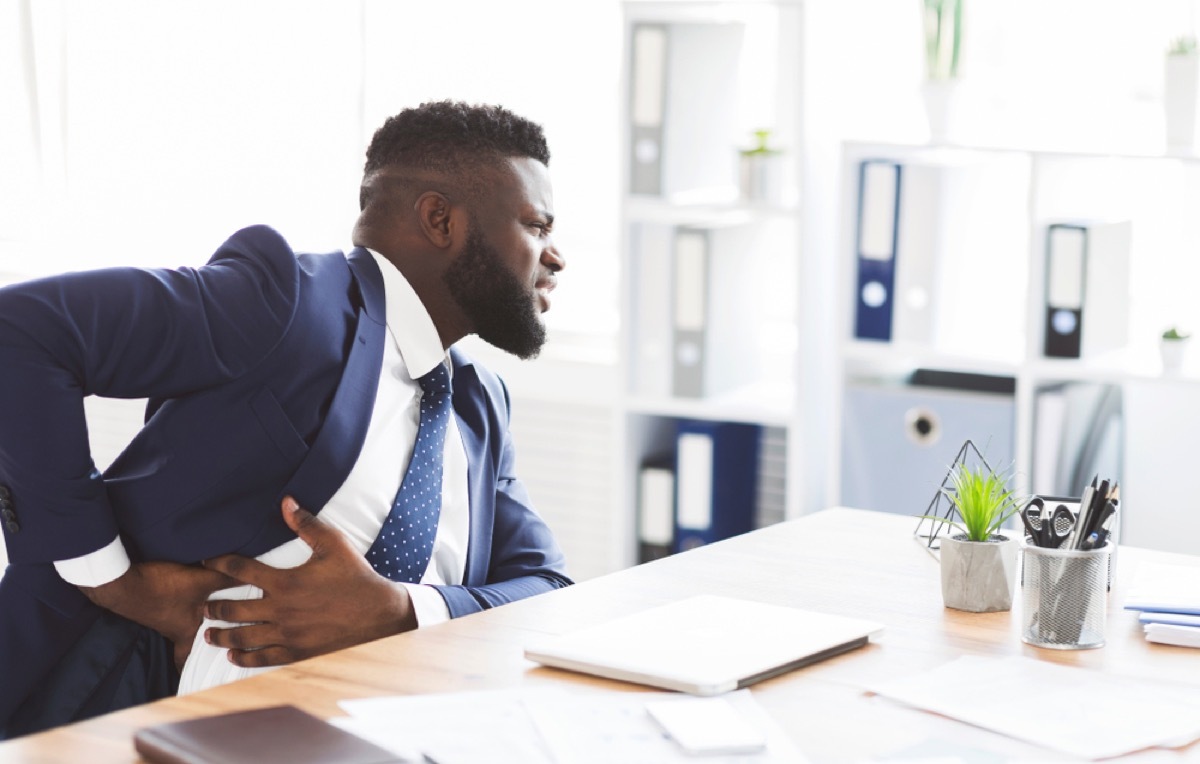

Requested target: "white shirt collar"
[{"left": 366, "top": 248, "right": 449, "bottom": 382}]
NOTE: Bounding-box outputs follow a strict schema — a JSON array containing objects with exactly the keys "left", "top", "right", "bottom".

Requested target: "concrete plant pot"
[{"left": 940, "top": 533, "right": 1017, "bottom": 613}]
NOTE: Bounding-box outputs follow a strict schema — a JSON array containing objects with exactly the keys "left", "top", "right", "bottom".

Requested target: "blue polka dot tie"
[{"left": 367, "top": 362, "right": 452, "bottom": 583}]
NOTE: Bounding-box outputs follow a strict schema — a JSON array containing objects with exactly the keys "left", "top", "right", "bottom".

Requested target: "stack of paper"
[
  {"left": 1124, "top": 562, "right": 1200, "bottom": 648},
  {"left": 869, "top": 655, "right": 1200, "bottom": 759}
]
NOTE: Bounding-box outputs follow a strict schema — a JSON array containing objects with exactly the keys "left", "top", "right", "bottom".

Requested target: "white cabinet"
[{"left": 833, "top": 139, "right": 1200, "bottom": 555}]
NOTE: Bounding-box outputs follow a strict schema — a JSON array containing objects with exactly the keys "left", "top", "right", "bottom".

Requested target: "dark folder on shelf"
[
  {"left": 1043, "top": 224, "right": 1086, "bottom": 358},
  {"left": 673, "top": 420, "right": 760, "bottom": 553},
  {"left": 853, "top": 159, "right": 901, "bottom": 341},
  {"left": 1042, "top": 220, "right": 1132, "bottom": 359}
]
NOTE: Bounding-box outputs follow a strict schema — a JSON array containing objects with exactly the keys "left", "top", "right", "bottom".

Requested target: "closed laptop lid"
[{"left": 524, "top": 595, "right": 883, "bottom": 696}]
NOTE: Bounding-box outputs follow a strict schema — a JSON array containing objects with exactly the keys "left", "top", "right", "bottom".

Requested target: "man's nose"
[{"left": 543, "top": 241, "right": 565, "bottom": 272}]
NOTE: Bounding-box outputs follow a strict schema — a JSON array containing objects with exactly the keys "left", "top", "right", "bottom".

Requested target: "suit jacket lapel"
[{"left": 281, "top": 249, "right": 385, "bottom": 513}]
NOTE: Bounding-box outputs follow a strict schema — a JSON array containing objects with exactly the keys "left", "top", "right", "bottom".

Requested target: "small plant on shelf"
[
  {"left": 1168, "top": 36, "right": 1198, "bottom": 56},
  {"left": 1161, "top": 325, "right": 1192, "bottom": 373},
  {"left": 922, "top": 0, "right": 964, "bottom": 82}
]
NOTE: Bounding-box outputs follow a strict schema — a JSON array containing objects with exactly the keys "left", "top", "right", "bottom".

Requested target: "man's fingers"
[
  {"left": 281, "top": 495, "right": 337, "bottom": 557},
  {"left": 193, "top": 566, "right": 241, "bottom": 594},
  {"left": 227, "top": 645, "right": 295, "bottom": 669},
  {"left": 203, "top": 553, "right": 278, "bottom": 588},
  {"left": 205, "top": 622, "right": 278, "bottom": 652},
  {"left": 205, "top": 596, "right": 271, "bottom": 625}
]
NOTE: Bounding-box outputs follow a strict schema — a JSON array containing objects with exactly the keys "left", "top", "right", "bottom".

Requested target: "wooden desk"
[{"left": 4, "top": 507, "right": 1199, "bottom": 762}]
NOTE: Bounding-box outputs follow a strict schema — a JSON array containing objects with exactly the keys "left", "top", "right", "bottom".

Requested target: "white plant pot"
[
  {"left": 921, "top": 80, "right": 962, "bottom": 144},
  {"left": 1165, "top": 53, "right": 1200, "bottom": 150},
  {"left": 1161, "top": 338, "right": 1190, "bottom": 374},
  {"left": 940, "top": 533, "right": 1017, "bottom": 613},
  {"left": 738, "top": 152, "right": 786, "bottom": 204}
]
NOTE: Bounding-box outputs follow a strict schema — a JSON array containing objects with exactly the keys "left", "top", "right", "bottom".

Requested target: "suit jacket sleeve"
[
  {"left": 432, "top": 373, "right": 573, "bottom": 617},
  {"left": 0, "top": 226, "right": 299, "bottom": 565}
]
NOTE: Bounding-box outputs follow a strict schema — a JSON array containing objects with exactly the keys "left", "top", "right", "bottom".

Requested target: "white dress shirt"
[{"left": 55, "top": 249, "right": 471, "bottom": 693}]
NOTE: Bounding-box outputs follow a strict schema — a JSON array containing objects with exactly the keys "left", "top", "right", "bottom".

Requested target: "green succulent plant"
[
  {"left": 923, "top": 461, "right": 1022, "bottom": 543},
  {"left": 1163, "top": 326, "right": 1192, "bottom": 340}
]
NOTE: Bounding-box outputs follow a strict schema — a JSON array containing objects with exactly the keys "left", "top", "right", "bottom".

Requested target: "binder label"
[{"left": 676, "top": 433, "right": 714, "bottom": 531}]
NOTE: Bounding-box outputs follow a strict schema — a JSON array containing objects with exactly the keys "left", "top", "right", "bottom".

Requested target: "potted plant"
[
  {"left": 1165, "top": 35, "right": 1200, "bottom": 150},
  {"left": 920, "top": 0, "right": 964, "bottom": 142},
  {"left": 926, "top": 461, "right": 1022, "bottom": 613},
  {"left": 738, "top": 128, "right": 785, "bottom": 204},
  {"left": 1160, "top": 325, "right": 1192, "bottom": 373}
]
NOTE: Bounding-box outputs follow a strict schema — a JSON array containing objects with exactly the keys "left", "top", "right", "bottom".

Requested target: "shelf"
[
  {"left": 841, "top": 341, "right": 1023, "bottom": 380},
  {"left": 1023, "top": 348, "right": 1200, "bottom": 388},
  {"left": 842, "top": 340, "right": 1200, "bottom": 389},
  {"left": 624, "top": 196, "right": 801, "bottom": 225},
  {"left": 624, "top": 379, "right": 795, "bottom": 427},
  {"left": 845, "top": 137, "right": 1200, "bottom": 164}
]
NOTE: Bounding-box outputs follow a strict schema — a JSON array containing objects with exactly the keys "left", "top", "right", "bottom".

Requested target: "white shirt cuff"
[
  {"left": 53, "top": 536, "right": 131, "bottom": 587},
  {"left": 398, "top": 582, "right": 451, "bottom": 627}
]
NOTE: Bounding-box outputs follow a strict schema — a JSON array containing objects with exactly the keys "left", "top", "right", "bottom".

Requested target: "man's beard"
[{"left": 443, "top": 224, "right": 547, "bottom": 360}]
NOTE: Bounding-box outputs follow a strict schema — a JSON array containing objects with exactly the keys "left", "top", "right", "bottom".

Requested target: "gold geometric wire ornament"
[{"left": 913, "top": 439, "right": 995, "bottom": 551}]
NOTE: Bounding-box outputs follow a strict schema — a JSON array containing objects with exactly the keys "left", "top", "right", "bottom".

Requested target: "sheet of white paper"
[
  {"left": 333, "top": 688, "right": 562, "bottom": 764},
  {"left": 522, "top": 688, "right": 807, "bottom": 764},
  {"left": 1124, "top": 562, "right": 1200, "bottom": 613},
  {"left": 869, "top": 656, "right": 1200, "bottom": 759},
  {"left": 335, "top": 686, "right": 806, "bottom": 764}
]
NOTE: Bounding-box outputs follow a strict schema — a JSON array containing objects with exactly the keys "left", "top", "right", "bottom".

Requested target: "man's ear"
[{"left": 414, "top": 191, "right": 455, "bottom": 248}]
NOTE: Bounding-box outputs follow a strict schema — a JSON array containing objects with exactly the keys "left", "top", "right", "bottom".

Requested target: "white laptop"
[{"left": 524, "top": 594, "right": 883, "bottom": 696}]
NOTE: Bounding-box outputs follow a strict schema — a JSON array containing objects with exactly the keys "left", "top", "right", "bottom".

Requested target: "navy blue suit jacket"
[{"left": 0, "top": 225, "right": 571, "bottom": 736}]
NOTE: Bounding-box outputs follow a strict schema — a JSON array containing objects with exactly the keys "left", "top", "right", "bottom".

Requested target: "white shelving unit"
[
  {"left": 832, "top": 138, "right": 1200, "bottom": 555},
  {"left": 616, "top": 0, "right": 811, "bottom": 567}
]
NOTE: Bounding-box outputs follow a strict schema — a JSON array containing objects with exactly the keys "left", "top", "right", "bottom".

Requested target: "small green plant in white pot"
[
  {"left": 1165, "top": 35, "right": 1200, "bottom": 150},
  {"left": 1161, "top": 326, "right": 1192, "bottom": 374},
  {"left": 925, "top": 461, "right": 1023, "bottom": 613},
  {"left": 920, "top": 0, "right": 965, "bottom": 142}
]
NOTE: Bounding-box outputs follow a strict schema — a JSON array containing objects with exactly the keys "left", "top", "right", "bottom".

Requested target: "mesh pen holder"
[{"left": 1021, "top": 540, "right": 1112, "bottom": 650}]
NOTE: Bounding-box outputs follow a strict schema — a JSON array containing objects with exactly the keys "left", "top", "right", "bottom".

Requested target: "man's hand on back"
[
  {"left": 201, "top": 497, "right": 418, "bottom": 668},
  {"left": 79, "top": 561, "right": 237, "bottom": 670}
]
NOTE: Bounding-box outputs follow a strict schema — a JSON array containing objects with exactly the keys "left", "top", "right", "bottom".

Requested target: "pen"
[
  {"left": 1080, "top": 504, "right": 1117, "bottom": 550},
  {"left": 1073, "top": 476, "right": 1110, "bottom": 549},
  {"left": 1070, "top": 482, "right": 1095, "bottom": 549}
]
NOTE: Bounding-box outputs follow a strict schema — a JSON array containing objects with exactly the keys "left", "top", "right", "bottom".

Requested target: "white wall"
[{"left": 0, "top": 0, "right": 621, "bottom": 338}]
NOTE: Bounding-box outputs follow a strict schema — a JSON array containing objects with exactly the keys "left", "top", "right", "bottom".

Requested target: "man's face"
[{"left": 443, "top": 157, "right": 563, "bottom": 359}]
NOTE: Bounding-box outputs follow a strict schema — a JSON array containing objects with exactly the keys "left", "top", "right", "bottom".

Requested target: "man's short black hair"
[{"left": 363, "top": 100, "right": 550, "bottom": 186}]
